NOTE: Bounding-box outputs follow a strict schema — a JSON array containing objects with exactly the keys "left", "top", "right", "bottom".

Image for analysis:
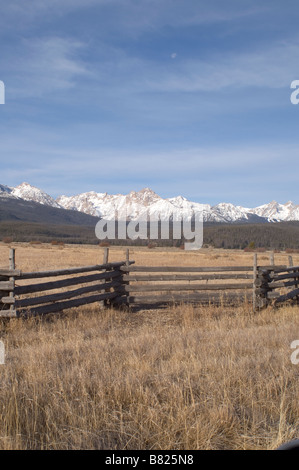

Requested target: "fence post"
[
  {"left": 100, "top": 247, "right": 109, "bottom": 309},
  {"left": 125, "top": 248, "right": 130, "bottom": 308},
  {"left": 9, "top": 248, "right": 16, "bottom": 316},
  {"left": 253, "top": 253, "right": 257, "bottom": 311},
  {"left": 113, "top": 248, "right": 130, "bottom": 309},
  {"left": 270, "top": 251, "right": 275, "bottom": 266},
  {"left": 255, "top": 267, "right": 270, "bottom": 309},
  {"left": 288, "top": 255, "right": 299, "bottom": 294},
  {"left": 103, "top": 247, "right": 109, "bottom": 265}
]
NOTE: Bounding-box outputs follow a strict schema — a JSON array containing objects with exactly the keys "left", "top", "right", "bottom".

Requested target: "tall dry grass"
[
  {"left": 1, "top": 241, "right": 298, "bottom": 272},
  {"left": 0, "top": 243, "right": 298, "bottom": 450},
  {"left": 0, "top": 302, "right": 299, "bottom": 450}
]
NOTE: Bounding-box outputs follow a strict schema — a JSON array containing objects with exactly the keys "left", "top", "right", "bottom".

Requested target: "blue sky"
[{"left": 0, "top": 0, "right": 299, "bottom": 206}]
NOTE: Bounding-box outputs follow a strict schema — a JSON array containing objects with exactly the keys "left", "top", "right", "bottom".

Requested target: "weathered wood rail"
[
  {"left": 0, "top": 248, "right": 134, "bottom": 317},
  {"left": 120, "top": 251, "right": 298, "bottom": 309},
  {"left": 120, "top": 261, "right": 254, "bottom": 307},
  {"left": 0, "top": 249, "right": 298, "bottom": 318},
  {"left": 254, "top": 256, "right": 299, "bottom": 308}
]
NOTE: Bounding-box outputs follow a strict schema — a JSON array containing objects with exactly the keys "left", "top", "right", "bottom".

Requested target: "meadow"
[{"left": 0, "top": 243, "right": 298, "bottom": 450}]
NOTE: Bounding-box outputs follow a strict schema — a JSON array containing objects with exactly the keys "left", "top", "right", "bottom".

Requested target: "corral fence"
[
  {"left": 120, "top": 261, "right": 254, "bottom": 307},
  {"left": 0, "top": 248, "right": 134, "bottom": 318},
  {"left": 255, "top": 255, "right": 299, "bottom": 308},
  {"left": 121, "top": 252, "right": 298, "bottom": 309},
  {"left": 0, "top": 248, "right": 298, "bottom": 318}
]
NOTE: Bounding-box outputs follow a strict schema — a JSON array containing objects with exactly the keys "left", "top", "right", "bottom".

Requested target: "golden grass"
[
  {"left": 1, "top": 303, "right": 299, "bottom": 450},
  {"left": 1, "top": 241, "right": 298, "bottom": 271},
  {"left": 0, "top": 243, "right": 298, "bottom": 450}
]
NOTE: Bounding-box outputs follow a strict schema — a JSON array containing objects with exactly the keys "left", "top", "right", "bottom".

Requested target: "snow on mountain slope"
[
  {"left": 166, "top": 196, "right": 211, "bottom": 221},
  {"left": 211, "top": 203, "right": 251, "bottom": 223},
  {"left": 52, "top": 188, "right": 299, "bottom": 223},
  {"left": 57, "top": 188, "right": 162, "bottom": 220},
  {"left": 57, "top": 191, "right": 108, "bottom": 217},
  {"left": 56, "top": 188, "right": 263, "bottom": 222},
  {"left": 248, "top": 200, "right": 299, "bottom": 222},
  {"left": 11, "top": 183, "right": 61, "bottom": 208},
  {"left": 2, "top": 182, "right": 299, "bottom": 223},
  {"left": 58, "top": 189, "right": 299, "bottom": 223},
  {"left": 0, "top": 184, "right": 13, "bottom": 196},
  {"left": 57, "top": 189, "right": 206, "bottom": 222}
]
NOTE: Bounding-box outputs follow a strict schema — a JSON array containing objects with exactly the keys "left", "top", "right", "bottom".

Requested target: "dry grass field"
[{"left": 0, "top": 242, "right": 299, "bottom": 450}]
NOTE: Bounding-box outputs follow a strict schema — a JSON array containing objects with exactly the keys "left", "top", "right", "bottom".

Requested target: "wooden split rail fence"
[
  {"left": 254, "top": 256, "right": 299, "bottom": 308},
  {"left": 120, "top": 263, "right": 254, "bottom": 306},
  {"left": 0, "top": 249, "right": 298, "bottom": 318},
  {"left": 0, "top": 248, "right": 134, "bottom": 318}
]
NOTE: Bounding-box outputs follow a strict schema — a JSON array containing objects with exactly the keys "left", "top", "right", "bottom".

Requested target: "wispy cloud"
[
  {"left": 3, "top": 3, "right": 295, "bottom": 102},
  {"left": 6, "top": 37, "right": 90, "bottom": 98},
  {"left": 0, "top": 0, "right": 110, "bottom": 29},
  {"left": 1, "top": 125, "right": 298, "bottom": 205},
  {"left": 0, "top": 0, "right": 265, "bottom": 38},
  {"left": 0, "top": 1, "right": 298, "bottom": 207},
  {"left": 104, "top": 39, "right": 299, "bottom": 93}
]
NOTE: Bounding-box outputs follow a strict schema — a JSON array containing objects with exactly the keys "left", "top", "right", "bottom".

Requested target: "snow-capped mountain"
[
  {"left": 57, "top": 188, "right": 211, "bottom": 222},
  {"left": 0, "top": 184, "right": 13, "bottom": 196},
  {"left": 56, "top": 188, "right": 267, "bottom": 223},
  {"left": 56, "top": 188, "right": 162, "bottom": 220},
  {"left": 11, "top": 182, "right": 61, "bottom": 208},
  {"left": 211, "top": 203, "right": 253, "bottom": 223},
  {"left": 1, "top": 182, "right": 299, "bottom": 223},
  {"left": 248, "top": 200, "right": 299, "bottom": 222}
]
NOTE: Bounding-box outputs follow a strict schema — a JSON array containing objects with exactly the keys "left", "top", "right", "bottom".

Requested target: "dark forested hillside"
[
  {"left": 0, "top": 196, "right": 99, "bottom": 226},
  {"left": 203, "top": 222, "right": 299, "bottom": 250},
  {"left": 0, "top": 195, "right": 299, "bottom": 249}
]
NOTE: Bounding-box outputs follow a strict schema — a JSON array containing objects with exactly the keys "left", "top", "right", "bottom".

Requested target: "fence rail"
[
  {"left": 254, "top": 260, "right": 299, "bottom": 307},
  {"left": 120, "top": 265, "right": 254, "bottom": 272},
  {"left": 0, "top": 248, "right": 133, "bottom": 317},
  {"left": 120, "top": 260, "right": 254, "bottom": 306},
  {"left": 0, "top": 249, "right": 298, "bottom": 318}
]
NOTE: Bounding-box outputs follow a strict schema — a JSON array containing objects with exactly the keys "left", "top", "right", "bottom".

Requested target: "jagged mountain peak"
[
  {"left": 127, "top": 187, "right": 161, "bottom": 202},
  {"left": 168, "top": 195, "right": 188, "bottom": 204},
  {"left": 0, "top": 184, "right": 13, "bottom": 194},
  {"left": 16, "top": 181, "right": 33, "bottom": 188},
  {"left": 138, "top": 187, "right": 158, "bottom": 195},
  {"left": 2, "top": 182, "right": 299, "bottom": 224},
  {"left": 11, "top": 182, "right": 61, "bottom": 208},
  {"left": 284, "top": 200, "right": 295, "bottom": 207}
]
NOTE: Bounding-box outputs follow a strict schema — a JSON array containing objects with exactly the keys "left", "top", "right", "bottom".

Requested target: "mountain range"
[{"left": 1, "top": 182, "right": 299, "bottom": 224}]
